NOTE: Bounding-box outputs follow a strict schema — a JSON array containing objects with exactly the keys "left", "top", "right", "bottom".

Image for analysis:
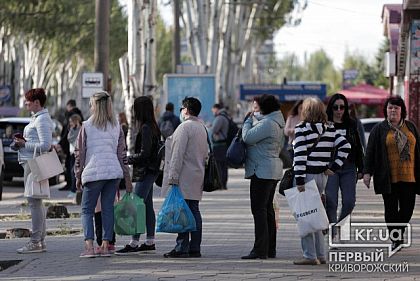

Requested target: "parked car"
[
  {"left": 360, "top": 118, "right": 383, "bottom": 143},
  {"left": 0, "top": 117, "right": 63, "bottom": 185}
]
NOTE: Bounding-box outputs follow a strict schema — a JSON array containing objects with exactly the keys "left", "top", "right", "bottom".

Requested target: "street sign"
[
  {"left": 82, "top": 72, "right": 104, "bottom": 98},
  {"left": 239, "top": 83, "right": 326, "bottom": 101}
]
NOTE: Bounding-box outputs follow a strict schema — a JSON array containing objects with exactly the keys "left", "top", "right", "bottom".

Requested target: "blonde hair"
[
  {"left": 90, "top": 91, "right": 116, "bottom": 130},
  {"left": 301, "top": 97, "right": 327, "bottom": 123}
]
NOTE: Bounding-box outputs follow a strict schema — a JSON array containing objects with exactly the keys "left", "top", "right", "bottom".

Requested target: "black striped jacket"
[{"left": 292, "top": 122, "right": 351, "bottom": 186}]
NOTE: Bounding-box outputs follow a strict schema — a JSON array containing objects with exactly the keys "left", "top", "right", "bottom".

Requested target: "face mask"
[
  {"left": 179, "top": 112, "right": 185, "bottom": 123},
  {"left": 254, "top": 112, "right": 261, "bottom": 118}
]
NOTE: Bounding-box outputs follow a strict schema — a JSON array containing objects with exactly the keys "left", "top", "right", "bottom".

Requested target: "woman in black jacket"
[
  {"left": 325, "top": 94, "right": 364, "bottom": 236},
  {"left": 363, "top": 96, "right": 420, "bottom": 251},
  {"left": 116, "top": 96, "right": 161, "bottom": 255}
]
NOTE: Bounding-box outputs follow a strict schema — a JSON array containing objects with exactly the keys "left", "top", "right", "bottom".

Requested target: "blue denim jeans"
[
  {"left": 325, "top": 161, "right": 356, "bottom": 225},
  {"left": 295, "top": 173, "right": 327, "bottom": 260},
  {"left": 175, "top": 200, "right": 202, "bottom": 254},
  {"left": 132, "top": 172, "right": 159, "bottom": 241},
  {"left": 81, "top": 179, "right": 119, "bottom": 241}
]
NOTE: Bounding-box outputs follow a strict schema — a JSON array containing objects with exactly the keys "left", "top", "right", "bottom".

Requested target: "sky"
[
  {"left": 273, "top": 0, "right": 400, "bottom": 68},
  {"left": 156, "top": 0, "right": 400, "bottom": 68}
]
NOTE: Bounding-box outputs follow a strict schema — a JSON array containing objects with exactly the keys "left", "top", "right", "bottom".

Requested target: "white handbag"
[
  {"left": 27, "top": 146, "right": 63, "bottom": 182},
  {"left": 285, "top": 179, "right": 329, "bottom": 238},
  {"left": 24, "top": 172, "right": 50, "bottom": 199}
]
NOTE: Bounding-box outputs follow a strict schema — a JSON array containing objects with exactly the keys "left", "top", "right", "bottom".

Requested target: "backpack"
[
  {"left": 219, "top": 113, "right": 239, "bottom": 146},
  {"left": 160, "top": 119, "right": 175, "bottom": 139}
]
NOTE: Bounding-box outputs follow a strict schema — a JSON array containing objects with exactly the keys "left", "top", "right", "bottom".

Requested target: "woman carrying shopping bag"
[
  {"left": 75, "top": 91, "right": 132, "bottom": 258},
  {"left": 292, "top": 97, "right": 350, "bottom": 265},
  {"left": 241, "top": 94, "right": 285, "bottom": 260},
  {"left": 14, "top": 88, "right": 54, "bottom": 254},
  {"left": 116, "top": 96, "right": 162, "bottom": 255}
]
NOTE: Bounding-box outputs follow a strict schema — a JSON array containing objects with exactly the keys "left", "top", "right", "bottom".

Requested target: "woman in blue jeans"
[
  {"left": 325, "top": 94, "right": 364, "bottom": 236},
  {"left": 116, "top": 96, "right": 161, "bottom": 255},
  {"left": 292, "top": 97, "right": 350, "bottom": 265},
  {"left": 75, "top": 91, "right": 132, "bottom": 258}
]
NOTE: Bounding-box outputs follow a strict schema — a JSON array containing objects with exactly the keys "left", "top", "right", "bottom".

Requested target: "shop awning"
[{"left": 338, "top": 84, "right": 390, "bottom": 105}]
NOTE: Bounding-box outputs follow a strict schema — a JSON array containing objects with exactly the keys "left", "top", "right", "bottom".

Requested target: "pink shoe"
[
  {"left": 80, "top": 248, "right": 96, "bottom": 258},
  {"left": 108, "top": 244, "right": 115, "bottom": 254},
  {"left": 95, "top": 246, "right": 111, "bottom": 257}
]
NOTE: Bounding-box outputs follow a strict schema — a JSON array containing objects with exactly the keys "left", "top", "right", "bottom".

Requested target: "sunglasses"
[{"left": 333, "top": 105, "right": 345, "bottom": 111}]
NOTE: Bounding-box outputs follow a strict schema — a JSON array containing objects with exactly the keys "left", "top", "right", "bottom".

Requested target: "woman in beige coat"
[{"left": 161, "top": 97, "right": 209, "bottom": 258}]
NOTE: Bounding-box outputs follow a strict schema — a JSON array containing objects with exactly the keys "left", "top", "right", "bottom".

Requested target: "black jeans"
[
  {"left": 249, "top": 176, "right": 277, "bottom": 257},
  {"left": 213, "top": 145, "right": 228, "bottom": 189},
  {"left": 382, "top": 182, "right": 416, "bottom": 242},
  {"left": 175, "top": 200, "right": 202, "bottom": 254},
  {"left": 95, "top": 211, "right": 116, "bottom": 246}
]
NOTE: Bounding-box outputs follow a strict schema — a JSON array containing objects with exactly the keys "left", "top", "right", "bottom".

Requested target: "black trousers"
[
  {"left": 381, "top": 182, "right": 416, "bottom": 242},
  {"left": 250, "top": 176, "right": 277, "bottom": 256},
  {"left": 213, "top": 145, "right": 228, "bottom": 189},
  {"left": 95, "top": 211, "right": 116, "bottom": 246}
]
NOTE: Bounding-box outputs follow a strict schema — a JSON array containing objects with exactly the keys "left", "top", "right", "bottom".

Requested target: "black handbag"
[
  {"left": 278, "top": 168, "right": 294, "bottom": 196},
  {"left": 226, "top": 128, "right": 246, "bottom": 168},
  {"left": 278, "top": 133, "right": 323, "bottom": 196},
  {"left": 203, "top": 127, "right": 224, "bottom": 192}
]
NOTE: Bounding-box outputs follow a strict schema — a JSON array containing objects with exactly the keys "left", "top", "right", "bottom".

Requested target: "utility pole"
[
  {"left": 172, "top": 0, "right": 181, "bottom": 73},
  {"left": 94, "top": 0, "right": 110, "bottom": 92}
]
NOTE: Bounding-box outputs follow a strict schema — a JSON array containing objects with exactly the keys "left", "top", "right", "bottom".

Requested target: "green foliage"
[
  {"left": 0, "top": 0, "right": 127, "bottom": 80},
  {"left": 297, "top": 49, "right": 341, "bottom": 94},
  {"left": 255, "top": 0, "right": 307, "bottom": 41},
  {"left": 342, "top": 39, "right": 390, "bottom": 89}
]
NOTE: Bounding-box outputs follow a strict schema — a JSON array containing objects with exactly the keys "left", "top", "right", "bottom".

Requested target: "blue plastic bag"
[{"left": 156, "top": 185, "right": 196, "bottom": 233}]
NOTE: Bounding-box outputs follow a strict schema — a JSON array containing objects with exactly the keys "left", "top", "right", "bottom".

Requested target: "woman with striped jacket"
[{"left": 292, "top": 98, "right": 351, "bottom": 265}]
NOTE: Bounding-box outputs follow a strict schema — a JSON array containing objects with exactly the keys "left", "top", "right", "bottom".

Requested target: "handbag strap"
[
  {"left": 307, "top": 133, "right": 323, "bottom": 155},
  {"left": 32, "top": 145, "right": 42, "bottom": 158},
  {"left": 202, "top": 125, "right": 213, "bottom": 153}
]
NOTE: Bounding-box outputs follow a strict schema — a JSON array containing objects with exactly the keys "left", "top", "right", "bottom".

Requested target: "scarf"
[{"left": 388, "top": 120, "right": 410, "bottom": 162}]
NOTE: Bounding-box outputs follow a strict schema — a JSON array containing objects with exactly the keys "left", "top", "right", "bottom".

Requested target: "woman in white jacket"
[
  {"left": 15, "top": 88, "right": 53, "bottom": 254},
  {"left": 75, "top": 91, "right": 132, "bottom": 258}
]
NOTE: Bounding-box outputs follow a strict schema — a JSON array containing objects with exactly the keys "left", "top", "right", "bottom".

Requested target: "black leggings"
[
  {"left": 95, "top": 211, "right": 116, "bottom": 246},
  {"left": 381, "top": 182, "right": 416, "bottom": 242}
]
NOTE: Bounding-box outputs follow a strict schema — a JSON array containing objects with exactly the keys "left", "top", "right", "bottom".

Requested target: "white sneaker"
[
  {"left": 17, "top": 242, "right": 44, "bottom": 254},
  {"left": 67, "top": 192, "right": 76, "bottom": 198}
]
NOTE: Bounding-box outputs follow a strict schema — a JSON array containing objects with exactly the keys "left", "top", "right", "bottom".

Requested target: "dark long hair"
[
  {"left": 133, "top": 96, "right": 160, "bottom": 137},
  {"left": 326, "top": 93, "right": 351, "bottom": 124}
]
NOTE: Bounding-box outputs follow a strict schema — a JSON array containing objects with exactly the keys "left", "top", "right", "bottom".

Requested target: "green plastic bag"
[{"left": 114, "top": 193, "right": 146, "bottom": 235}]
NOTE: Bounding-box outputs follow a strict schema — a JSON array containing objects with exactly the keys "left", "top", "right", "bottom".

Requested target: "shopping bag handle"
[{"left": 32, "top": 145, "right": 42, "bottom": 159}]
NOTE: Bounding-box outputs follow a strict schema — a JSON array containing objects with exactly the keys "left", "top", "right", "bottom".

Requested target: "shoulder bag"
[
  {"left": 203, "top": 126, "right": 223, "bottom": 192},
  {"left": 28, "top": 146, "right": 64, "bottom": 182}
]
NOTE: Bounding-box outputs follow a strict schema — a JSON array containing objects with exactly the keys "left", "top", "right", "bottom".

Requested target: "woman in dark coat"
[
  {"left": 116, "top": 96, "right": 161, "bottom": 255},
  {"left": 363, "top": 96, "right": 420, "bottom": 251}
]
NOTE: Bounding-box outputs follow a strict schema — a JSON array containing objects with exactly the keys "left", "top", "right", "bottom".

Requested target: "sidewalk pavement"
[{"left": 0, "top": 169, "right": 420, "bottom": 280}]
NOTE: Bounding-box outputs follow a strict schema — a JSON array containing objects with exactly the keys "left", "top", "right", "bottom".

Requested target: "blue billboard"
[
  {"left": 164, "top": 74, "right": 216, "bottom": 123},
  {"left": 240, "top": 83, "right": 327, "bottom": 101}
]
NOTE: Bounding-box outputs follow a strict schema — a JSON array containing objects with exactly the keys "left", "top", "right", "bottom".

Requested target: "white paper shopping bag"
[{"left": 28, "top": 146, "right": 63, "bottom": 182}]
